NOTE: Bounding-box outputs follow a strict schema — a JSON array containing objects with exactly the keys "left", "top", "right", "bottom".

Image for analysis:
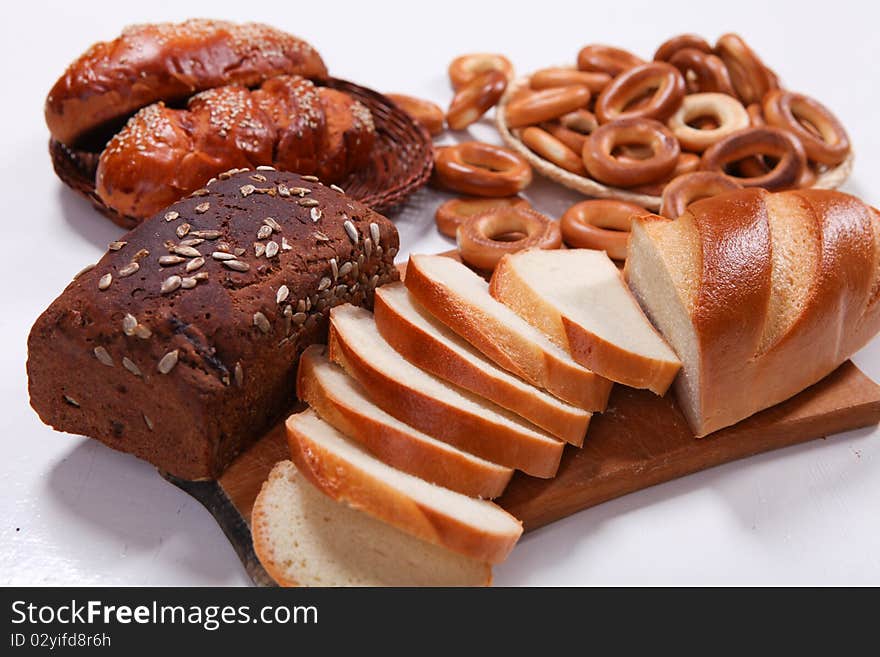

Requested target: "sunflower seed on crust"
[
  {"left": 265, "top": 241, "right": 279, "bottom": 258},
  {"left": 282, "top": 237, "right": 292, "bottom": 251},
  {"left": 318, "top": 277, "right": 331, "bottom": 291},
  {"left": 339, "top": 261, "right": 353, "bottom": 277},
  {"left": 257, "top": 225, "right": 273, "bottom": 240},
  {"left": 98, "top": 273, "right": 112, "bottom": 290},
  {"left": 330, "top": 184, "right": 345, "bottom": 194},
  {"left": 108, "top": 241, "right": 127, "bottom": 251},
  {"left": 277, "top": 184, "right": 291, "bottom": 197},
  {"left": 192, "top": 230, "right": 221, "bottom": 240},
  {"left": 122, "top": 357, "right": 142, "bottom": 377},
  {"left": 344, "top": 220, "right": 359, "bottom": 245},
  {"left": 93, "top": 346, "right": 114, "bottom": 367},
  {"left": 234, "top": 248, "right": 246, "bottom": 256},
  {"left": 292, "top": 312, "right": 308, "bottom": 324},
  {"left": 253, "top": 312, "right": 271, "bottom": 334},
  {"left": 370, "top": 222, "right": 381, "bottom": 246},
  {"left": 240, "top": 184, "right": 256, "bottom": 197},
  {"left": 263, "top": 217, "right": 282, "bottom": 232},
  {"left": 179, "top": 238, "right": 204, "bottom": 247},
  {"left": 134, "top": 324, "right": 152, "bottom": 339},
  {"left": 290, "top": 187, "right": 311, "bottom": 197},
  {"left": 310, "top": 208, "right": 322, "bottom": 222},
  {"left": 223, "top": 260, "right": 250, "bottom": 272},
  {"left": 298, "top": 198, "right": 319, "bottom": 208},
  {"left": 143, "top": 414, "right": 154, "bottom": 431},
  {"left": 176, "top": 223, "right": 191, "bottom": 238},
  {"left": 63, "top": 395, "right": 80, "bottom": 407},
  {"left": 254, "top": 243, "right": 266, "bottom": 258},
  {"left": 164, "top": 211, "right": 179, "bottom": 222},
  {"left": 212, "top": 251, "right": 236, "bottom": 261},
  {"left": 181, "top": 277, "right": 197, "bottom": 289},
  {"left": 161, "top": 276, "right": 182, "bottom": 294},
  {"left": 330, "top": 258, "right": 339, "bottom": 280},
  {"left": 157, "top": 350, "right": 179, "bottom": 374},
  {"left": 185, "top": 257, "right": 205, "bottom": 272},
  {"left": 74, "top": 263, "right": 96, "bottom": 279},
  {"left": 276, "top": 285, "right": 290, "bottom": 304},
  {"left": 173, "top": 246, "right": 201, "bottom": 258},
  {"left": 118, "top": 262, "right": 139, "bottom": 277},
  {"left": 122, "top": 314, "right": 137, "bottom": 335},
  {"left": 159, "top": 255, "right": 186, "bottom": 266},
  {"left": 256, "top": 165, "right": 276, "bottom": 171},
  {"left": 195, "top": 202, "right": 210, "bottom": 213},
  {"left": 301, "top": 175, "right": 320, "bottom": 182},
  {"left": 250, "top": 173, "right": 267, "bottom": 182}
]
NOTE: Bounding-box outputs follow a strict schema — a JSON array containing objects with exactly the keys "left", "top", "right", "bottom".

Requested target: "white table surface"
[{"left": 3, "top": 0, "right": 879, "bottom": 586}]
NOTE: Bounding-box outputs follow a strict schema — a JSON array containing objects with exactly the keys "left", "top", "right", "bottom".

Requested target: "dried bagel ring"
[
  {"left": 667, "top": 92, "right": 749, "bottom": 152},
  {"left": 715, "top": 33, "right": 777, "bottom": 105},
  {"left": 457, "top": 206, "right": 561, "bottom": 271},
  {"left": 505, "top": 85, "right": 591, "bottom": 129},
  {"left": 762, "top": 90, "right": 850, "bottom": 166},
  {"left": 448, "top": 53, "right": 514, "bottom": 90},
  {"left": 530, "top": 68, "right": 612, "bottom": 93},
  {"left": 583, "top": 117, "right": 680, "bottom": 187},
  {"left": 654, "top": 34, "right": 712, "bottom": 61},
  {"left": 595, "top": 62, "right": 686, "bottom": 124},
  {"left": 659, "top": 171, "right": 743, "bottom": 218},
  {"left": 577, "top": 45, "right": 644, "bottom": 77},
  {"left": 700, "top": 126, "right": 806, "bottom": 191},
  {"left": 386, "top": 94, "right": 445, "bottom": 135},
  {"left": 560, "top": 199, "right": 644, "bottom": 260},
  {"left": 668, "top": 48, "right": 736, "bottom": 96},
  {"left": 627, "top": 152, "right": 701, "bottom": 196},
  {"left": 434, "top": 141, "right": 532, "bottom": 197},
  {"left": 435, "top": 196, "right": 530, "bottom": 238},
  {"left": 559, "top": 109, "right": 599, "bottom": 135},
  {"left": 541, "top": 121, "right": 588, "bottom": 154},
  {"left": 521, "top": 126, "right": 587, "bottom": 175},
  {"left": 446, "top": 70, "right": 507, "bottom": 130},
  {"left": 747, "top": 103, "right": 765, "bottom": 127}
]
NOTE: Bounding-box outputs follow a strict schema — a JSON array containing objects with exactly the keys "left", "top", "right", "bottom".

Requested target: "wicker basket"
[
  {"left": 49, "top": 77, "right": 434, "bottom": 230},
  {"left": 496, "top": 74, "right": 854, "bottom": 211}
]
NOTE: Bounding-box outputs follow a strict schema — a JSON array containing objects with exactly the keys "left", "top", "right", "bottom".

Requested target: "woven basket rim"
[
  {"left": 496, "top": 74, "right": 854, "bottom": 211},
  {"left": 50, "top": 77, "right": 433, "bottom": 227}
]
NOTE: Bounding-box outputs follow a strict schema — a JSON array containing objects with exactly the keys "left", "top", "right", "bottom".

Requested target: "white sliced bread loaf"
[
  {"left": 374, "top": 283, "right": 591, "bottom": 446},
  {"left": 625, "top": 188, "right": 880, "bottom": 436},
  {"left": 328, "top": 304, "right": 563, "bottom": 478},
  {"left": 286, "top": 410, "right": 523, "bottom": 564},
  {"left": 297, "top": 344, "right": 513, "bottom": 499},
  {"left": 404, "top": 254, "right": 613, "bottom": 411},
  {"left": 252, "top": 461, "right": 492, "bottom": 586},
  {"left": 490, "top": 249, "right": 682, "bottom": 394}
]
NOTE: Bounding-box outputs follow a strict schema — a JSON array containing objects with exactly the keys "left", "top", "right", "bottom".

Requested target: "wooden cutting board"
[{"left": 164, "top": 359, "right": 880, "bottom": 586}]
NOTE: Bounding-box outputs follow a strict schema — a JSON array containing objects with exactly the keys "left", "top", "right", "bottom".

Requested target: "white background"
[{"left": 2, "top": 0, "right": 879, "bottom": 586}]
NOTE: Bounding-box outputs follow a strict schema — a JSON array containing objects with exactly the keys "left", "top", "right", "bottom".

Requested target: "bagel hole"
[
  {"left": 491, "top": 231, "right": 528, "bottom": 242},
  {"left": 686, "top": 114, "right": 721, "bottom": 130},
  {"left": 623, "top": 88, "right": 658, "bottom": 113},
  {"left": 796, "top": 116, "right": 824, "bottom": 139},
  {"left": 612, "top": 142, "right": 655, "bottom": 161}
]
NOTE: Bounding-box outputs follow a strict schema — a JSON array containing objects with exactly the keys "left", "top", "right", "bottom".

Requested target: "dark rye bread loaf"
[{"left": 27, "top": 169, "right": 399, "bottom": 480}]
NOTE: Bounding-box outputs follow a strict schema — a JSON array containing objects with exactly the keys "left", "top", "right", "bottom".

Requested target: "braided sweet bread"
[
  {"left": 96, "top": 76, "right": 376, "bottom": 219},
  {"left": 627, "top": 188, "right": 880, "bottom": 436}
]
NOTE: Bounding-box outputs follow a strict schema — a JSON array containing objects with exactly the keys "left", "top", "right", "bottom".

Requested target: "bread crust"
[
  {"left": 297, "top": 345, "right": 513, "bottom": 498},
  {"left": 287, "top": 415, "right": 523, "bottom": 564},
  {"left": 404, "top": 255, "right": 612, "bottom": 410},
  {"left": 27, "top": 170, "right": 398, "bottom": 480},
  {"left": 46, "top": 20, "right": 327, "bottom": 146},
  {"left": 327, "top": 307, "right": 564, "bottom": 478},
  {"left": 374, "top": 284, "right": 591, "bottom": 445},
  {"left": 628, "top": 188, "right": 880, "bottom": 436}
]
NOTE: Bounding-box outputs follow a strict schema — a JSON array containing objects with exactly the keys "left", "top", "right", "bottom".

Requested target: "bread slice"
[
  {"left": 374, "top": 283, "right": 591, "bottom": 446},
  {"left": 404, "top": 254, "right": 613, "bottom": 411},
  {"left": 490, "top": 249, "right": 682, "bottom": 394},
  {"left": 328, "top": 304, "right": 563, "bottom": 478},
  {"left": 287, "top": 411, "right": 523, "bottom": 564},
  {"left": 252, "top": 461, "right": 492, "bottom": 586},
  {"left": 297, "top": 344, "right": 513, "bottom": 498}
]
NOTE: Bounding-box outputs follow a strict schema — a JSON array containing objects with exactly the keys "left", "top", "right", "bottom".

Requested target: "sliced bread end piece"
[
  {"left": 252, "top": 461, "right": 492, "bottom": 586},
  {"left": 286, "top": 410, "right": 524, "bottom": 564},
  {"left": 491, "top": 249, "right": 682, "bottom": 395},
  {"left": 297, "top": 344, "right": 513, "bottom": 499}
]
